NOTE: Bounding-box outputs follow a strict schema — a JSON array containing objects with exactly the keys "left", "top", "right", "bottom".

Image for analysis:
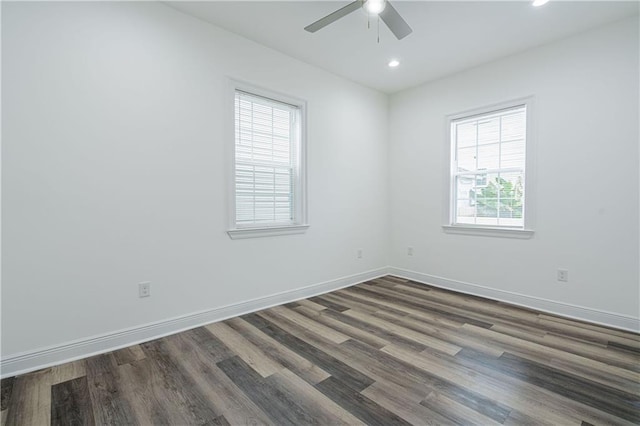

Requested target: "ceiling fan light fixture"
[
  {"left": 364, "top": 0, "right": 386, "bottom": 15},
  {"left": 388, "top": 59, "right": 400, "bottom": 68},
  {"left": 532, "top": 0, "right": 550, "bottom": 7},
  {"left": 304, "top": 0, "right": 412, "bottom": 40}
]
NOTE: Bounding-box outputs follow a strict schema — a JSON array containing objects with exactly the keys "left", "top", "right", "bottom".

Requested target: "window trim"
[
  {"left": 227, "top": 79, "right": 308, "bottom": 239},
  {"left": 442, "top": 96, "right": 536, "bottom": 238}
]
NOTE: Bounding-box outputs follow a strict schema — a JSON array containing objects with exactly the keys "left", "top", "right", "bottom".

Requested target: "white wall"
[
  {"left": 1, "top": 2, "right": 389, "bottom": 359},
  {"left": 389, "top": 17, "right": 639, "bottom": 323}
]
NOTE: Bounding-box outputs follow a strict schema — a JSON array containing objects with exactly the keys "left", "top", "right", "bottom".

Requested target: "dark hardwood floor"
[{"left": 2, "top": 276, "right": 639, "bottom": 425}]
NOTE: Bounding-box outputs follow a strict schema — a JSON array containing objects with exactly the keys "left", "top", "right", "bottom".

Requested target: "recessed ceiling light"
[
  {"left": 388, "top": 59, "right": 400, "bottom": 68},
  {"left": 532, "top": 0, "right": 549, "bottom": 7}
]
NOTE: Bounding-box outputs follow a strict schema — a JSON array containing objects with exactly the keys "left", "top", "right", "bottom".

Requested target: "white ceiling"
[{"left": 167, "top": 1, "right": 639, "bottom": 94}]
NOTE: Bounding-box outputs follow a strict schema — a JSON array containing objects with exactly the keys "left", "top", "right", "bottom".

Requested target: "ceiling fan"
[{"left": 304, "top": 0, "right": 413, "bottom": 40}]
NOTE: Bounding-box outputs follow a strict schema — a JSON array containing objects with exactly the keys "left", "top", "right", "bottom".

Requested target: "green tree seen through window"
[{"left": 472, "top": 176, "right": 524, "bottom": 219}]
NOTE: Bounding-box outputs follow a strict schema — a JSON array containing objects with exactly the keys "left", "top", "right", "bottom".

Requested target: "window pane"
[
  {"left": 456, "top": 198, "right": 476, "bottom": 224},
  {"left": 234, "top": 89, "right": 298, "bottom": 226},
  {"left": 456, "top": 172, "right": 524, "bottom": 227},
  {"left": 455, "top": 174, "right": 479, "bottom": 224},
  {"left": 451, "top": 104, "right": 527, "bottom": 229},
  {"left": 497, "top": 172, "right": 524, "bottom": 223},
  {"left": 474, "top": 173, "right": 500, "bottom": 220},
  {"left": 477, "top": 117, "right": 500, "bottom": 145},
  {"left": 477, "top": 143, "right": 499, "bottom": 170},
  {"left": 456, "top": 174, "right": 475, "bottom": 200},
  {"left": 500, "top": 140, "right": 525, "bottom": 169},
  {"left": 456, "top": 121, "right": 477, "bottom": 148},
  {"left": 457, "top": 147, "right": 476, "bottom": 172},
  {"left": 501, "top": 110, "right": 526, "bottom": 141}
]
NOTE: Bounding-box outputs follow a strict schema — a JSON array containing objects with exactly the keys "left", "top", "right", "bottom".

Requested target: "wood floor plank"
[
  {"left": 343, "top": 309, "right": 462, "bottom": 355},
  {"left": 385, "top": 346, "right": 506, "bottom": 417},
  {"left": 184, "top": 326, "right": 236, "bottom": 362},
  {"left": 4, "top": 275, "right": 638, "bottom": 425},
  {"left": 295, "top": 299, "right": 328, "bottom": 312},
  {"left": 248, "top": 313, "right": 375, "bottom": 392},
  {"left": 410, "top": 284, "right": 542, "bottom": 327},
  {"left": 489, "top": 322, "right": 548, "bottom": 341},
  {"left": 116, "top": 358, "right": 175, "bottom": 425},
  {"left": 224, "top": 317, "right": 331, "bottom": 385},
  {"left": 329, "top": 339, "right": 439, "bottom": 402},
  {"left": 239, "top": 312, "right": 272, "bottom": 329},
  {"left": 50, "top": 377, "right": 94, "bottom": 426},
  {"left": 481, "top": 351, "right": 640, "bottom": 423},
  {"left": 370, "top": 277, "right": 405, "bottom": 288},
  {"left": 389, "top": 339, "right": 630, "bottom": 426},
  {"left": 419, "top": 391, "right": 503, "bottom": 426},
  {"left": 372, "top": 308, "right": 504, "bottom": 358},
  {"left": 503, "top": 408, "right": 559, "bottom": 426},
  {"left": 453, "top": 348, "right": 640, "bottom": 426},
  {"left": 336, "top": 287, "right": 433, "bottom": 319},
  {"left": 320, "top": 307, "right": 428, "bottom": 352},
  {"left": 308, "top": 295, "right": 350, "bottom": 312},
  {"left": 50, "top": 361, "right": 86, "bottom": 386},
  {"left": 112, "top": 345, "right": 145, "bottom": 366},
  {"left": 460, "top": 323, "right": 640, "bottom": 391},
  {"left": 3, "top": 370, "right": 52, "bottom": 426},
  {"left": 378, "top": 275, "right": 410, "bottom": 284},
  {"left": 211, "top": 415, "right": 231, "bottom": 425},
  {"left": 84, "top": 353, "right": 117, "bottom": 378},
  {"left": 538, "top": 313, "right": 640, "bottom": 341},
  {"left": 162, "top": 333, "right": 275, "bottom": 425},
  {"left": 319, "top": 292, "right": 384, "bottom": 314},
  {"left": 84, "top": 354, "right": 136, "bottom": 425},
  {"left": 268, "top": 305, "right": 351, "bottom": 344},
  {"left": 387, "top": 282, "right": 434, "bottom": 299},
  {"left": 339, "top": 339, "right": 515, "bottom": 421},
  {"left": 360, "top": 381, "right": 456, "bottom": 426},
  {"left": 315, "top": 376, "right": 411, "bottom": 426},
  {"left": 536, "top": 317, "right": 640, "bottom": 348},
  {"left": 542, "top": 332, "right": 640, "bottom": 371},
  {"left": 140, "top": 339, "right": 221, "bottom": 424},
  {"left": 216, "top": 356, "right": 318, "bottom": 426},
  {"left": 608, "top": 340, "right": 640, "bottom": 355},
  {"left": 0, "top": 378, "right": 14, "bottom": 411},
  {"left": 265, "top": 368, "right": 365, "bottom": 425},
  {"left": 347, "top": 285, "right": 494, "bottom": 328},
  {"left": 293, "top": 304, "right": 391, "bottom": 349},
  {"left": 269, "top": 319, "right": 495, "bottom": 417},
  {"left": 393, "top": 292, "right": 501, "bottom": 329},
  {"left": 205, "top": 321, "right": 285, "bottom": 378},
  {"left": 338, "top": 286, "right": 466, "bottom": 329}
]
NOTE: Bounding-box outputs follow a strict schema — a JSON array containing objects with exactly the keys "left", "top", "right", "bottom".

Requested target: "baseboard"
[
  {"left": 0, "top": 267, "right": 389, "bottom": 378},
  {"left": 388, "top": 267, "right": 640, "bottom": 333}
]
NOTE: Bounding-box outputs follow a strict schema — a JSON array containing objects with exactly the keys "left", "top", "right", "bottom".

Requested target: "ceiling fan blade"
[
  {"left": 304, "top": 1, "right": 362, "bottom": 33},
  {"left": 379, "top": 1, "right": 412, "bottom": 40}
]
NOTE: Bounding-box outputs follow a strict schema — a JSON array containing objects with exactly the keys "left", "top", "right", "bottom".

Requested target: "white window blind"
[
  {"left": 451, "top": 105, "right": 527, "bottom": 228},
  {"left": 234, "top": 90, "right": 300, "bottom": 227}
]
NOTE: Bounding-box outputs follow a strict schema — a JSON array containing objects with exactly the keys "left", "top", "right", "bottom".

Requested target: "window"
[
  {"left": 228, "top": 83, "right": 308, "bottom": 239},
  {"left": 444, "top": 98, "right": 534, "bottom": 238}
]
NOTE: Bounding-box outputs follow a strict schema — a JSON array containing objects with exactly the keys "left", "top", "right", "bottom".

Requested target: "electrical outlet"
[
  {"left": 407, "top": 247, "right": 414, "bottom": 256},
  {"left": 357, "top": 248, "right": 363, "bottom": 259},
  {"left": 139, "top": 282, "right": 151, "bottom": 298},
  {"left": 557, "top": 269, "right": 569, "bottom": 282}
]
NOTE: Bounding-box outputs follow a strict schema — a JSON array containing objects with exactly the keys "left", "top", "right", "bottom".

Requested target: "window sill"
[
  {"left": 227, "top": 224, "right": 310, "bottom": 240},
  {"left": 442, "top": 225, "right": 534, "bottom": 239}
]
